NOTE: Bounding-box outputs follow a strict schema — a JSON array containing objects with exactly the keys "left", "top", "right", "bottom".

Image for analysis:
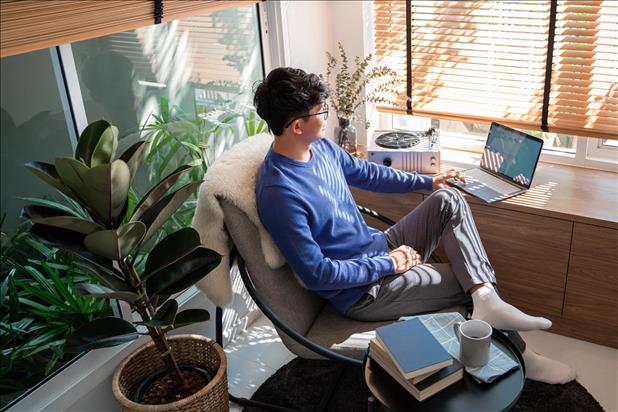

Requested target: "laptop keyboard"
[{"left": 461, "top": 168, "right": 520, "bottom": 195}]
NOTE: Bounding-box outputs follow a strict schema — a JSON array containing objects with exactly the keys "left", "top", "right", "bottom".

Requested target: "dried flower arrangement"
[{"left": 324, "top": 42, "right": 401, "bottom": 124}]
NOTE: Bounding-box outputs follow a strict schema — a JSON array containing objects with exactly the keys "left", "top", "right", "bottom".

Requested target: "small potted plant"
[
  {"left": 22, "top": 119, "right": 227, "bottom": 411},
  {"left": 325, "top": 42, "right": 401, "bottom": 154}
]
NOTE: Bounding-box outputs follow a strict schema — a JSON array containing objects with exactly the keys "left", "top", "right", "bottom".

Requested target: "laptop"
[{"left": 448, "top": 122, "right": 544, "bottom": 203}]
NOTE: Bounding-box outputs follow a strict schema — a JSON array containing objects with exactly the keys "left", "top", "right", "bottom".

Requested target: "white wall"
[{"left": 279, "top": 0, "right": 372, "bottom": 143}]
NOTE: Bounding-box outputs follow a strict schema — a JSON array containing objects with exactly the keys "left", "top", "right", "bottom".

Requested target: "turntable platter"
[{"left": 374, "top": 132, "right": 420, "bottom": 149}]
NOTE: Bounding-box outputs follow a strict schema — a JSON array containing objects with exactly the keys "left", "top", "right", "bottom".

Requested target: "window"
[
  {"left": 69, "top": 4, "right": 265, "bottom": 268},
  {"left": 373, "top": 1, "right": 617, "bottom": 170},
  {"left": 0, "top": 49, "right": 115, "bottom": 409},
  {"left": 0, "top": 4, "right": 265, "bottom": 409}
]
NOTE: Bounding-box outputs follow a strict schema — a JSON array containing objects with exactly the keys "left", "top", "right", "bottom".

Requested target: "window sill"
[
  {"left": 357, "top": 145, "right": 617, "bottom": 228},
  {"left": 437, "top": 148, "right": 618, "bottom": 228}
]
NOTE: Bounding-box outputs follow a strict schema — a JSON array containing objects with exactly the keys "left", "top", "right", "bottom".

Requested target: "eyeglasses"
[{"left": 284, "top": 103, "right": 329, "bottom": 128}]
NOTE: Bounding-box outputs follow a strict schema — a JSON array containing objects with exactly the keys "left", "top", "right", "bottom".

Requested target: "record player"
[{"left": 368, "top": 128, "right": 440, "bottom": 174}]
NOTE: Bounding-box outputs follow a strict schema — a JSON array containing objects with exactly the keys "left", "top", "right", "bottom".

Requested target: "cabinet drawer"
[
  {"left": 563, "top": 224, "right": 618, "bottom": 334},
  {"left": 469, "top": 204, "right": 572, "bottom": 317},
  {"left": 570, "top": 223, "right": 618, "bottom": 262}
]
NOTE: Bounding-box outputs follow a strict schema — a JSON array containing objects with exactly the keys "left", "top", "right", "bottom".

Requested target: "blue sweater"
[{"left": 256, "top": 138, "right": 433, "bottom": 312}]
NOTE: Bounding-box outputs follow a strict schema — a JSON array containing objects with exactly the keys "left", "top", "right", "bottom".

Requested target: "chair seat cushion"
[{"left": 289, "top": 305, "right": 468, "bottom": 360}]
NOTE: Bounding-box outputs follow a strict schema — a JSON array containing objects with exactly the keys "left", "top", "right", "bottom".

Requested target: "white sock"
[
  {"left": 471, "top": 284, "right": 552, "bottom": 331},
  {"left": 523, "top": 349, "right": 577, "bottom": 384}
]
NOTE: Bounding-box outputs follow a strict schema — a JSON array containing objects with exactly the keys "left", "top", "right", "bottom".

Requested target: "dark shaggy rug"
[{"left": 244, "top": 358, "right": 604, "bottom": 412}]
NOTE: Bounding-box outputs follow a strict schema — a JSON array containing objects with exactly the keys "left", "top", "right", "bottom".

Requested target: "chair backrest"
[{"left": 220, "top": 199, "right": 326, "bottom": 346}]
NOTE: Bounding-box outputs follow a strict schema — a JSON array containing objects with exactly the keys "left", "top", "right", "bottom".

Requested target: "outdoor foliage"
[
  {"left": 325, "top": 42, "right": 402, "bottom": 123},
  {"left": 0, "top": 219, "right": 111, "bottom": 406},
  {"left": 20, "top": 119, "right": 221, "bottom": 393},
  {"left": 131, "top": 97, "right": 266, "bottom": 270}
]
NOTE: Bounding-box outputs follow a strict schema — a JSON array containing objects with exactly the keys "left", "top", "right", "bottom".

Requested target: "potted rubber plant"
[{"left": 21, "top": 119, "right": 228, "bottom": 411}]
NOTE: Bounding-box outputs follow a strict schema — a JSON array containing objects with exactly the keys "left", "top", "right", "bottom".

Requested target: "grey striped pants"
[{"left": 346, "top": 188, "right": 497, "bottom": 322}]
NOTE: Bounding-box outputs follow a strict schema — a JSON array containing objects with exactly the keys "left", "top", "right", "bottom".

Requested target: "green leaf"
[
  {"left": 91, "top": 124, "right": 118, "bottom": 167},
  {"left": 75, "top": 283, "right": 139, "bottom": 303},
  {"left": 24, "top": 161, "right": 77, "bottom": 199},
  {"left": 146, "top": 246, "right": 221, "bottom": 296},
  {"left": 22, "top": 205, "right": 103, "bottom": 234},
  {"left": 75, "top": 119, "right": 112, "bottom": 166},
  {"left": 81, "top": 160, "right": 131, "bottom": 223},
  {"left": 160, "top": 96, "right": 170, "bottom": 123},
  {"left": 6, "top": 275, "right": 20, "bottom": 321},
  {"left": 135, "top": 299, "right": 178, "bottom": 327},
  {"left": 144, "top": 228, "right": 201, "bottom": 277},
  {"left": 71, "top": 254, "right": 130, "bottom": 292},
  {"left": 18, "top": 196, "right": 82, "bottom": 218},
  {"left": 64, "top": 317, "right": 138, "bottom": 353},
  {"left": 130, "top": 165, "right": 192, "bottom": 222},
  {"left": 118, "top": 140, "right": 149, "bottom": 183},
  {"left": 138, "top": 181, "right": 202, "bottom": 244},
  {"left": 29, "top": 223, "right": 88, "bottom": 255},
  {"left": 169, "top": 308, "right": 210, "bottom": 330},
  {"left": 54, "top": 158, "right": 89, "bottom": 196},
  {"left": 83, "top": 221, "right": 146, "bottom": 260}
]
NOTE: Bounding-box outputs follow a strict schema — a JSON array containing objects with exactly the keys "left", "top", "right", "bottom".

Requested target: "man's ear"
[{"left": 292, "top": 120, "right": 303, "bottom": 135}]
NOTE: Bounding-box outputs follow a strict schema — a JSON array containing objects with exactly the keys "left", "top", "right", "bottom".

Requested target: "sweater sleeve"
[
  {"left": 257, "top": 186, "right": 395, "bottom": 291},
  {"left": 327, "top": 139, "right": 433, "bottom": 193}
]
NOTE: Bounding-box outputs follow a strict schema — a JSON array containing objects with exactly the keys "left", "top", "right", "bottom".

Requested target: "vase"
[{"left": 335, "top": 117, "right": 357, "bottom": 155}]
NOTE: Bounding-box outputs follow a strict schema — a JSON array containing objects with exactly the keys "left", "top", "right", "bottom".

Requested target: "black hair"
[{"left": 253, "top": 67, "right": 329, "bottom": 135}]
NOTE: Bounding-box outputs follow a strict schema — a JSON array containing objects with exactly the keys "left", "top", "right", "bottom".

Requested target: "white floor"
[{"left": 227, "top": 314, "right": 618, "bottom": 412}]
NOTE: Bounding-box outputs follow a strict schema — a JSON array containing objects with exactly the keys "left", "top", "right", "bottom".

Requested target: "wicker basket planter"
[{"left": 112, "top": 334, "right": 228, "bottom": 412}]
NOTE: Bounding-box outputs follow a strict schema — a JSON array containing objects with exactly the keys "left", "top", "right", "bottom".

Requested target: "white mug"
[{"left": 453, "top": 319, "right": 492, "bottom": 368}]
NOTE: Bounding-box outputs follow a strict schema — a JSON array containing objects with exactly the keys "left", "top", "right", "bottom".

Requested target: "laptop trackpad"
[{"left": 448, "top": 179, "right": 513, "bottom": 203}]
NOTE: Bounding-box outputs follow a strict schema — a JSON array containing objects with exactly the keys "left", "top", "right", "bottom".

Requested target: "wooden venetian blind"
[
  {"left": 0, "top": 0, "right": 258, "bottom": 59},
  {"left": 549, "top": 1, "right": 618, "bottom": 138},
  {"left": 373, "top": 0, "right": 618, "bottom": 139},
  {"left": 164, "top": 1, "right": 258, "bottom": 23}
]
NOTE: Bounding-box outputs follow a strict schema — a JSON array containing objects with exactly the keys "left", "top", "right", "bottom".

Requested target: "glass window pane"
[
  {"left": 71, "top": 4, "right": 265, "bottom": 261},
  {"left": 1, "top": 50, "right": 113, "bottom": 408},
  {"left": 1, "top": 50, "right": 75, "bottom": 234},
  {"left": 393, "top": 114, "right": 579, "bottom": 155},
  {"left": 72, "top": 4, "right": 263, "bottom": 139},
  {"left": 525, "top": 131, "right": 576, "bottom": 154}
]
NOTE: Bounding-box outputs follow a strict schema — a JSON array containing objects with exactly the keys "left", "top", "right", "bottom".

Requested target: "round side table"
[{"left": 364, "top": 329, "right": 525, "bottom": 412}]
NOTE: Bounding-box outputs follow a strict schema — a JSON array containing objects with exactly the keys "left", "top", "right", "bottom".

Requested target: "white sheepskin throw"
[{"left": 192, "top": 133, "right": 285, "bottom": 306}]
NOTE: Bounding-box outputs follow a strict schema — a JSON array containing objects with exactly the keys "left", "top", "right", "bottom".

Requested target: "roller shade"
[
  {"left": 373, "top": 0, "right": 618, "bottom": 139},
  {"left": 0, "top": 0, "right": 258, "bottom": 58}
]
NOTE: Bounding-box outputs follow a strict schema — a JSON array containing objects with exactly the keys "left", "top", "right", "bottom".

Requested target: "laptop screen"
[{"left": 480, "top": 123, "right": 544, "bottom": 189}]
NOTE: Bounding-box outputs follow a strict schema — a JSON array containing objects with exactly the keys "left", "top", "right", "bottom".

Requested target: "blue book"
[{"left": 375, "top": 318, "right": 453, "bottom": 379}]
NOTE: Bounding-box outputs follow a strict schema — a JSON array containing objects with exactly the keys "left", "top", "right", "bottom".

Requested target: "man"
[{"left": 254, "top": 67, "right": 575, "bottom": 384}]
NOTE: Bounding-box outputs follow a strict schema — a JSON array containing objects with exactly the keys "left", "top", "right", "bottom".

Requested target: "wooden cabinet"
[
  {"left": 351, "top": 187, "right": 618, "bottom": 348},
  {"left": 468, "top": 204, "right": 571, "bottom": 318}
]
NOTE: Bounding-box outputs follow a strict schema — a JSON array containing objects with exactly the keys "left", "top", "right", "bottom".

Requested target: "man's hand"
[
  {"left": 432, "top": 169, "right": 466, "bottom": 191},
  {"left": 389, "top": 245, "right": 422, "bottom": 273}
]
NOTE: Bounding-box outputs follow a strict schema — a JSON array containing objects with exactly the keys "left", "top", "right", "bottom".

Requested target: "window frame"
[{"left": 3, "top": 3, "right": 271, "bottom": 410}]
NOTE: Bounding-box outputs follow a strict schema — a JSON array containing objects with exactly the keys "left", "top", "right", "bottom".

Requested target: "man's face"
[{"left": 286, "top": 102, "right": 328, "bottom": 142}]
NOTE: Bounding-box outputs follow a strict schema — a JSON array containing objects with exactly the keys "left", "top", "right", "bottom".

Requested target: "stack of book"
[{"left": 369, "top": 317, "right": 463, "bottom": 402}]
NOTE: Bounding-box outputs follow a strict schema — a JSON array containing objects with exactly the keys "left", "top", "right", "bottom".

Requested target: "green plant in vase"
[
  {"left": 325, "top": 42, "right": 401, "bottom": 154},
  {"left": 20, "top": 119, "right": 222, "bottom": 404}
]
